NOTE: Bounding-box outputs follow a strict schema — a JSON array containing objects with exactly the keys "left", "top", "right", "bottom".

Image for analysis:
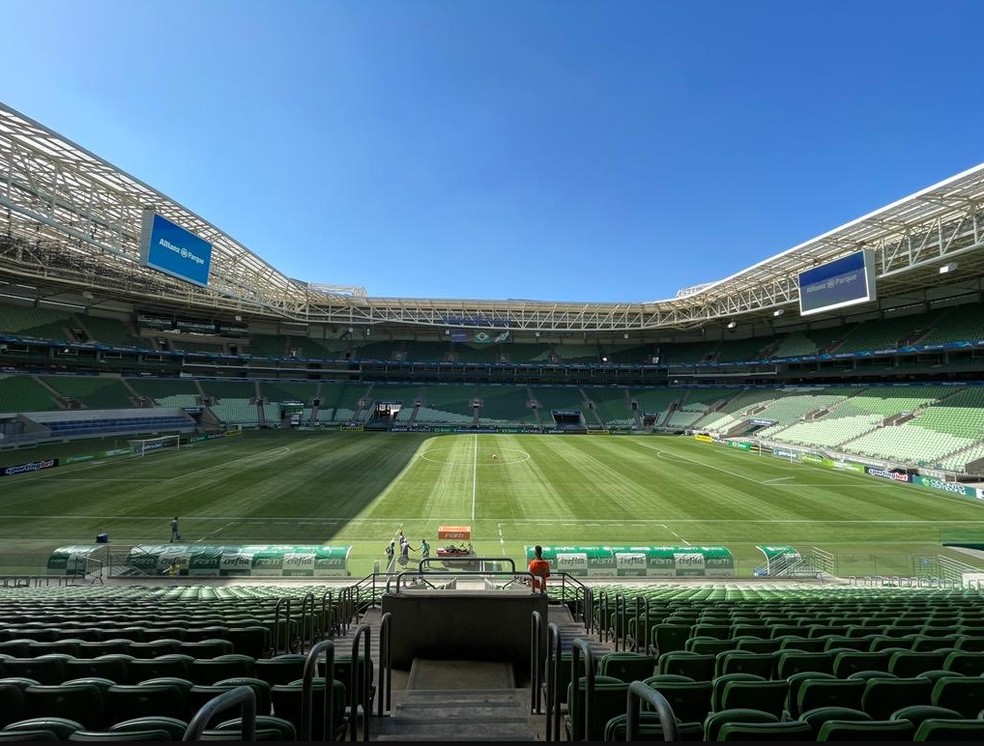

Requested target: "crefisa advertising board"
[
  {"left": 527, "top": 545, "right": 735, "bottom": 577},
  {"left": 140, "top": 209, "right": 213, "bottom": 286}
]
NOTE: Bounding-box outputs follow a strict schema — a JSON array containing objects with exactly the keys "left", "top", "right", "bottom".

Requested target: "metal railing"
[
  {"left": 530, "top": 610, "right": 544, "bottom": 715},
  {"left": 377, "top": 611, "right": 392, "bottom": 718},
  {"left": 348, "top": 623, "right": 372, "bottom": 741},
  {"left": 301, "top": 639, "right": 336, "bottom": 741},
  {"left": 183, "top": 684, "right": 256, "bottom": 741},
  {"left": 625, "top": 680, "right": 678, "bottom": 741}
]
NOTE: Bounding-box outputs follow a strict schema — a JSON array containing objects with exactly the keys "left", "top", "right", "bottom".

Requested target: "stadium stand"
[
  {"left": 0, "top": 375, "right": 60, "bottom": 412},
  {"left": 76, "top": 315, "right": 145, "bottom": 348},
  {"left": 476, "top": 386, "right": 538, "bottom": 425},
  {"left": 0, "top": 302, "right": 76, "bottom": 341},
  {"left": 40, "top": 376, "right": 136, "bottom": 410},
  {"left": 414, "top": 385, "right": 477, "bottom": 425},
  {"left": 583, "top": 386, "right": 634, "bottom": 428},
  {"left": 8, "top": 105, "right": 984, "bottom": 743}
]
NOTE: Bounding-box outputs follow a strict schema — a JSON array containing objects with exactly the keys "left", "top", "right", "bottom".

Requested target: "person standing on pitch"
[
  {"left": 419, "top": 538, "right": 430, "bottom": 562},
  {"left": 398, "top": 535, "right": 416, "bottom": 567},
  {"left": 170, "top": 517, "right": 182, "bottom": 542},
  {"left": 528, "top": 544, "right": 551, "bottom": 592},
  {"left": 385, "top": 541, "right": 396, "bottom": 573}
]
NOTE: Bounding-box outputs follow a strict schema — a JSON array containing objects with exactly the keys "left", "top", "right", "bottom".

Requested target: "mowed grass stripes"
[{"left": 2, "top": 430, "right": 982, "bottom": 577}]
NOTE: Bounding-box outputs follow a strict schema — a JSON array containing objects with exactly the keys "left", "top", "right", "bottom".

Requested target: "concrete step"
[{"left": 372, "top": 687, "right": 537, "bottom": 741}]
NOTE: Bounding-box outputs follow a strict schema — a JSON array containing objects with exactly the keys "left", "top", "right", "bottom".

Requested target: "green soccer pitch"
[{"left": 2, "top": 430, "right": 983, "bottom": 578}]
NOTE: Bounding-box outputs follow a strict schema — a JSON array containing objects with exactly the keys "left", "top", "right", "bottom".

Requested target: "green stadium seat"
[
  {"left": 602, "top": 712, "right": 705, "bottom": 741},
  {"left": 912, "top": 718, "right": 984, "bottom": 741},
  {"left": 930, "top": 676, "right": 984, "bottom": 718},
  {"left": 717, "top": 720, "right": 814, "bottom": 741},
  {"left": 943, "top": 650, "right": 984, "bottom": 676},
  {"left": 23, "top": 684, "right": 105, "bottom": 731},
  {"left": 714, "top": 650, "right": 776, "bottom": 679},
  {"left": 2, "top": 718, "right": 83, "bottom": 740},
  {"left": 108, "top": 717, "right": 188, "bottom": 740},
  {"left": 796, "top": 678, "right": 866, "bottom": 715},
  {"left": 719, "top": 679, "right": 788, "bottom": 717},
  {"left": 889, "top": 650, "right": 952, "bottom": 678},
  {"left": 269, "top": 678, "right": 347, "bottom": 741},
  {"left": 703, "top": 708, "right": 777, "bottom": 741},
  {"left": 597, "top": 651, "right": 655, "bottom": 682},
  {"left": 104, "top": 683, "right": 187, "bottom": 722},
  {"left": 800, "top": 706, "right": 872, "bottom": 738},
  {"left": 890, "top": 704, "right": 962, "bottom": 726},
  {"left": 860, "top": 677, "right": 933, "bottom": 720},
  {"left": 818, "top": 717, "right": 916, "bottom": 741},
  {"left": 643, "top": 679, "right": 712, "bottom": 724},
  {"left": 658, "top": 652, "right": 715, "bottom": 681}
]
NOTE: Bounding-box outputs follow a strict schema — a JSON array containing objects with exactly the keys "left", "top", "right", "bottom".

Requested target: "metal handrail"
[
  {"left": 545, "top": 621, "right": 561, "bottom": 742},
  {"left": 569, "top": 637, "right": 596, "bottom": 742},
  {"left": 581, "top": 584, "right": 594, "bottom": 635},
  {"left": 626, "top": 680, "right": 678, "bottom": 742},
  {"left": 612, "top": 592, "right": 626, "bottom": 651},
  {"left": 273, "top": 597, "right": 291, "bottom": 654},
  {"left": 377, "top": 611, "right": 392, "bottom": 717},
  {"left": 530, "top": 610, "right": 543, "bottom": 714},
  {"left": 349, "top": 623, "right": 372, "bottom": 741},
  {"left": 418, "top": 556, "right": 518, "bottom": 573},
  {"left": 320, "top": 589, "right": 334, "bottom": 638},
  {"left": 301, "top": 639, "right": 336, "bottom": 741},
  {"left": 596, "top": 589, "right": 608, "bottom": 643},
  {"left": 182, "top": 684, "right": 256, "bottom": 741},
  {"left": 299, "top": 591, "right": 315, "bottom": 652},
  {"left": 390, "top": 569, "right": 543, "bottom": 593},
  {"left": 631, "top": 594, "right": 650, "bottom": 653}
]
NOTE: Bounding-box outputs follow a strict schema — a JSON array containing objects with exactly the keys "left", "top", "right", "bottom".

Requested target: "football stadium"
[{"left": 3, "top": 97, "right": 984, "bottom": 741}]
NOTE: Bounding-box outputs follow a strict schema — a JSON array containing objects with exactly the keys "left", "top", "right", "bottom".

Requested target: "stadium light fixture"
[
  {"left": 939, "top": 262, "right": 958, "bottom": 274},
  {"left": 773, "top": 309, "right": 784, "bottom": 317},
  {"left": 726, "top": 321, "right": 737, "bottom": 329}
]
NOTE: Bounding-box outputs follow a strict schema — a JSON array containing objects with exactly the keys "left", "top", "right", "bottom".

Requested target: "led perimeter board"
[
  {"left": 140, "top": 209, "right": 213, "bottom": 286},
  {"left": 798, "top": 248, "right": 877, "bottom": 316}
]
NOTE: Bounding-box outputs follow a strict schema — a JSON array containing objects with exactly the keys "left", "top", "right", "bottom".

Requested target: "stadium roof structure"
[{"left": 2, "top": 100, "right": 984, "bottom": 334}]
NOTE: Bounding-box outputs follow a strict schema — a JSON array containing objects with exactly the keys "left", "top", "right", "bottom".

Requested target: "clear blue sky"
[{"left": 2, "top": 1, "right": 982, "bottom": 303}]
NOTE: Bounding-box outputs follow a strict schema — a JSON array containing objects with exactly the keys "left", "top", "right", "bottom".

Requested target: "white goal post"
[{"left": 128, "top": 434, "right": 182, "bottom": 457}]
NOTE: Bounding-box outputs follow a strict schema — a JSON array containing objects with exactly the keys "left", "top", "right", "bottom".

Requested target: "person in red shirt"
[{"left": 528, "top": 544, "right": 551, "bottom": 592}]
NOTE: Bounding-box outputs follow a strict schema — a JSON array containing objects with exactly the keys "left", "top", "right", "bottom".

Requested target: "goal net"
[{"left": 128, "top": 434, "right": 182, "bottom": 457}]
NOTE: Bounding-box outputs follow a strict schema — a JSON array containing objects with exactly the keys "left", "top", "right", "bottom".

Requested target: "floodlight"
[
  {"left": 726, "top": 321, "right": 737, "bottom": 329},
  {"left": 939, "top": 263, "right": 958, "bottom": 274},
  {"left": 773, "top": 309, "right": 784, "bottom": 317}
]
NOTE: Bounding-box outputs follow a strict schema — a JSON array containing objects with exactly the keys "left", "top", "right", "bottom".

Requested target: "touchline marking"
[
  {"left": 471, "top": 434, "right": 478, "bottom": 523},
  {"left": 764, "top": 477, "right": 795, "bottom": 484}
]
